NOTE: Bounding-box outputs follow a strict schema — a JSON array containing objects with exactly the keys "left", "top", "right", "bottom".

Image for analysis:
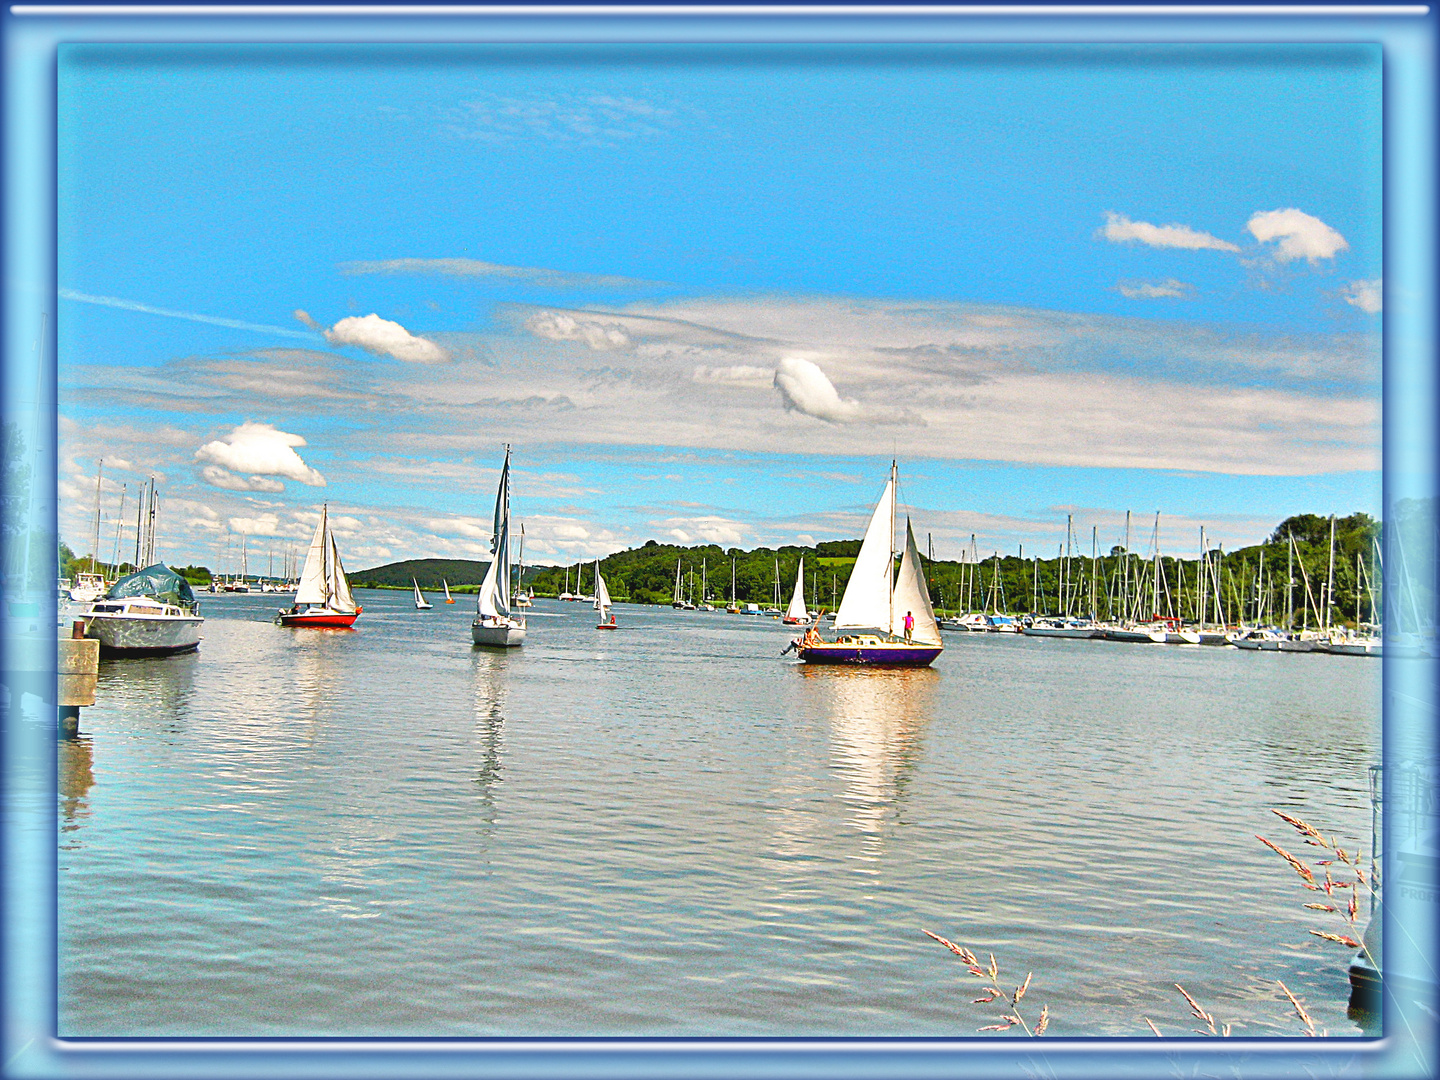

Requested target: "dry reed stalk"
[
  {"left": 1278, "top": 981, "right": 1318, "bottom": 1036},
  {"left": 1260, "top": 807, "right": 1375, "bottom": 971},
  {"left": 923, "top": 930, "right": 1047, "bottom": 1036}
]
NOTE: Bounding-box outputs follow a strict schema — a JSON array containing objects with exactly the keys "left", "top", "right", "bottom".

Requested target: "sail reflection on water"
[
  {"left": 799, "top": 664, "right": 936, "bottom": 854},
  {"left": 470, "top": 649, "right": 508, "bottom": 807}
]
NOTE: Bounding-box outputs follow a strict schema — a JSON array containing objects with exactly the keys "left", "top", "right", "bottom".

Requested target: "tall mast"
[
  {"left": 1122, "top": 510, "right": 1132, "bottom": 621},
  {"left": 321, "top": 503, "right": 331, "bottom": 607},
  {"left": 110, "top": 485, "right": 126, "bottom": 577},
  {"left": 1091, "top": 525, "right": 1098, "bottom": 620},
  {"left": 90, "top": 459, "right": 104, "bottom": 576},
  {"left": 1325, "top": 514, "right": 1336, "bottom": 632},
  {"left": 889, "top": 458, "right": 897, "bottom": 632},
  {"left": 133, "top": 484, "right": 144, "bottom": 567}
]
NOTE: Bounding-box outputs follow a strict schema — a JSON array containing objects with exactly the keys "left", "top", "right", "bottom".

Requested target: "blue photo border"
[{"left": 4, "top": 4, "right": 1436, "bottom": 1078}]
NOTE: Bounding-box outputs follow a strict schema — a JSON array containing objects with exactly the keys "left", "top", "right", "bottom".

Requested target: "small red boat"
[
  {"left": 277, "top": 606, "right": 360, "bottom": 628},
  {"left": 275, "top": 504, "right": 362, "bottom": 630}
]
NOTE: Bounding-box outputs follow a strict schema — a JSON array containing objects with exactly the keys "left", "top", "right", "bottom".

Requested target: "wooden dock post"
[{"left": 57, "top": 622, "right": 98, "bottom": 738}]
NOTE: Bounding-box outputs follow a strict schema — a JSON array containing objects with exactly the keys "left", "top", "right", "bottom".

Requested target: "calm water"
[{"left": 58, "top": 591, "right": 1381, "bottom": 1037}]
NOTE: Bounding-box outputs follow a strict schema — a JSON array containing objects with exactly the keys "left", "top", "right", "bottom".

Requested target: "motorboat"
[{"left": 81, "top": 564, "right": 203, "bottom": 655}]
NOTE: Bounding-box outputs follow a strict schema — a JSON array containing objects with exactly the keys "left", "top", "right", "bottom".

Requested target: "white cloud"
[
  {"left": 796, "top": 533, "right": 817, "bottom": 546},
  {"left": 199, "top": 465, "right": 286, "bottom": 493},
  {"left": 1099, "top": 212, "right": 1239, "bottom": 253},
  {"left": 1246, "top": 208, "right": 1349, "bottom": 263},
  {"left": 324, "top": 314, "right": 449, "bottom": 363},
  {"left": 525, "top": 311, "right": 630, "bottom": 350},
  {"left": 227, "top": 513, "right": 283, "bottom": 536},
  {"left": 294, "top": 309, "right": 320, "bottom": 329},
  {"left": 654, "top": 516, "right": 746, "bottom": 545},
  {"left": 1117, "top": 279, "right": 1193, "bottom": 300},
  {"left": 693, "top": 364, "right": 774, "bottom": 385},
  {"left": 194, "top": 422, "right": 326, "bottom": 487},
  {"left": 338, "top": 258, "right": 656, "bottom": 289},
  {"left": 553, "top": 523, "right": 591, "bottom": 540},
  {"left": 773, "top": 357, "right": 862, "bottom": 423},
  {"left": 1342, "top": 278, "right": 1382, "bottom": 314}
]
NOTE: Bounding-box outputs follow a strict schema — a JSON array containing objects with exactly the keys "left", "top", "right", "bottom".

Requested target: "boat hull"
[
  {"left": 798, "top": 641, "right": 942, "bottom": 667},
  {"left": 1103, "top": 627, "right": 1167, "bottom": 643},
  {"left": 1326, "top": 641, "right": 1381, "bottom": 656},
  {"left": 83, "top": 613, "right": 203, "bottom": 655},
  {"left": 1022, "top": 626, "right": 1100, "bottom": 639},
  {"left": 472, "top": 619, "right": 525, "bottom": 648},
  {"left": 277, "top": 610, "right": 359, "bottom": 628}
]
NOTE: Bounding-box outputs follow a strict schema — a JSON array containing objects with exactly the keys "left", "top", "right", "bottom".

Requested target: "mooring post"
[{"left": 57, "top": 621, "right": 98, "bottom": 739}]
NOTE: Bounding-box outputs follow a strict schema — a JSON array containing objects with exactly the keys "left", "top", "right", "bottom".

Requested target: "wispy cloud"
[
  {"left": 338, "top": 257, "right": 660, "bottom": 290},
  {"left": 1116, "top": 278, "right": 1194, "bottom": 300},
  {"left": 441, "top": 92, "right": 681, "bottom": 148},
  {"left": 1341, "top": 278, "right": 1382, "bottom": 314},
  {"left": 59, "top": 288, "right": 319, "bottom": 340},
  {"left": 1098, "top": 212, "right": 1240, "bottom": 253}
]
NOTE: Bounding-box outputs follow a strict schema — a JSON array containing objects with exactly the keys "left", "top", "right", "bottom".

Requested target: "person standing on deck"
[{"left": 903, "top": 610, "right": 914, "bottom": 643}]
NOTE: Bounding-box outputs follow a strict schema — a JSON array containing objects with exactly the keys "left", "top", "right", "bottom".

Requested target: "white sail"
[
  {"left": 834, "top": 479, "right": 895, "bottom": 631},
  {"left": 785, "top": 556, "right": 808, "bottom": 621},
  {"left": 597, "top": 569, "right": 612, "bottom": 616},
  {"left": 476, "top": 552, "right": 502, "bottom": 619},
  {"left": 327, "top": 528, "right": 358, "bottom": 613},
  {"left": 477, "top": 448, "right": 513, "bottom": 620},
  {"left": 443, "top": 579, "right": 452, "bottom": 602},
  {"left": 890, "top": 518, "right": 941, "bottom": 645},
  {"left": 294, "top": 509, "right": 330, "bottom": 606}
]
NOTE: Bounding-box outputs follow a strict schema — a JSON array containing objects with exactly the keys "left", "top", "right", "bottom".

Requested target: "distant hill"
[{"left": 350, "top": 558, "right": 491, "bottom": 590}]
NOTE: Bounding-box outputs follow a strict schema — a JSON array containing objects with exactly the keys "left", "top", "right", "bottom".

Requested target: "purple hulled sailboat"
[{"left": 794, "top": 462, "right": 943, "bottom": 668}]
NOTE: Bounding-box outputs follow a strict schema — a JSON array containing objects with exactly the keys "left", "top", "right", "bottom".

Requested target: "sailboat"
[
  {"left": 782, "top": 556, "right": 810, "bottom": 624},
  {"left": 511, "top": 524, "right": 532, "bottom": 607},
  {"left": 276, "top": 504, "right": 362, "bottom": 627},
  {"left": 595, "top": 560, "right": 617, "bottom": 629},
  {"left": 443, "top": 579, "right": 455, "bottom": 604},
  {"left": 471, "top": 446, "right": 526, "bottom": 648},
  {"left": 726, "top": 555, "right": 741, "bottom": 614},
  {"left": 413, "top": 577, "right": 432, "bottom": 610},
  {"left": 793, "top": 462, "right": 943, "bottom": 667}
]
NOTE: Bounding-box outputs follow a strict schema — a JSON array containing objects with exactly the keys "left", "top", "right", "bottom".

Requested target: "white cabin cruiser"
[{"left": 81, "top": 564, "right": 203, "bottom": 655}]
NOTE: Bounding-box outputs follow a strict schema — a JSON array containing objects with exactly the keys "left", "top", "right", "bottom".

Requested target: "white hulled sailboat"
[
  {"left": 782, "top": 556, "right": 810, "bottom": 625},
  {"left": 472, "top": 446, "right": 527, "bottom": 648},
  {"left": 413, "top": 577, "right": 432, "bottom": 610},
  {"left": 595, "top": 561, "right": 617, "bottom": 629}
]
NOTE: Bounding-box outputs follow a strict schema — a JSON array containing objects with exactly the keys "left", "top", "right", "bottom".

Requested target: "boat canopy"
[{"left": 105, "top": 563, "right": 196, "bottom": 606}]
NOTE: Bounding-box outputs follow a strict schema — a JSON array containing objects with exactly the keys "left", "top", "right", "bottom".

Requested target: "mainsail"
[
  {"left": 477, "top": 448, "right": 513, "bottom": 620},
  {"left": 890, "top": 518, "right": 941, "bottom": 645},
  {"left": 785, "top": 556, "right": 808, "bottom": 621},
  {"left": 294, "top": 504, "right": 358, "bottom": 613},
  {"left": 293, "top": 510, "right": 329, "bottom": 606},
  {"left": 596, "top": 565, "right": 613, "bottom": 617},
  {"left": 834, "top": 478, "right": 895, "bottom": 631}
]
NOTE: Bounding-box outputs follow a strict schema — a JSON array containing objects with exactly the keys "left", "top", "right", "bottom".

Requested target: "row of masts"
[
  {"left": 88, "top": 460, "right": 159, "bottom": 579},
  {"left": 934, "top": 511, "right": 1380, "bottom": 631}
]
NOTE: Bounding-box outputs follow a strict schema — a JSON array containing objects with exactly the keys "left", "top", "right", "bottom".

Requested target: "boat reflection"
[
  {"left": 58, "top": 735, "right": 95, "bottom": 842},
  {"left": 798, "top": 664, "right": 935, "bottom": 852},
  {"left": 470, "top": 649, "right": 508, "bottom": 813},
  {"left": 292, "top": 634, "right": 345, "bottom": 738},
  {"left": 96, "top": 651, "right": 199, "bottom": 734}
]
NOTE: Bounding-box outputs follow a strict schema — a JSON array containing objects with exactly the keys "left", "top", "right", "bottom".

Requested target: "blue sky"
[{"left": 56, "top": 43, "right": 1381, "bottom": 572}]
